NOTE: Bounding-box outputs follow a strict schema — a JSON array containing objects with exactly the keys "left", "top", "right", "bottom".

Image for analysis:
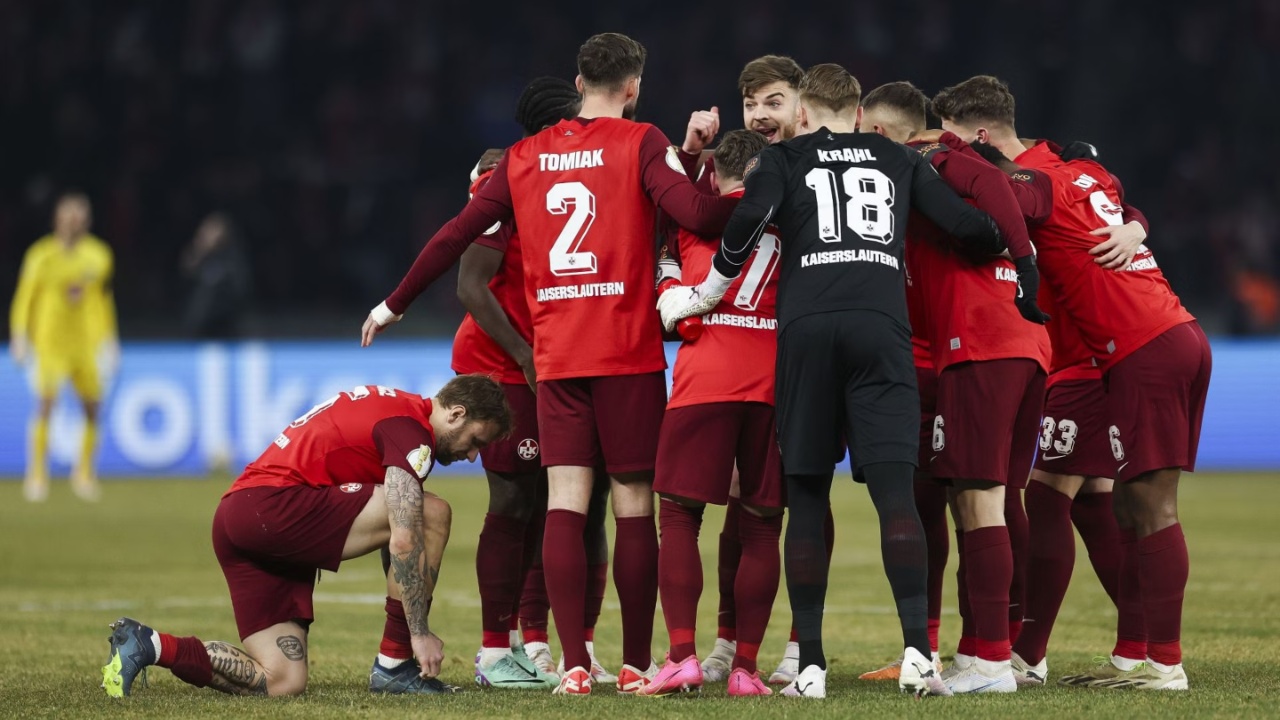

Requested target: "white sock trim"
[{"left": 377, "top": 653, "right": 408, "bottom": 669}]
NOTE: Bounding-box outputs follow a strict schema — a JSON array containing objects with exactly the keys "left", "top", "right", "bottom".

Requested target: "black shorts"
[{"left": 775, "top": 310, "right": 919, "bottom": 476}]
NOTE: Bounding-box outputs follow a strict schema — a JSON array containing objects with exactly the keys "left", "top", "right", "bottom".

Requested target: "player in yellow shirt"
[{"left": 9, "top": 193, "right": 118, "bottom": 502}]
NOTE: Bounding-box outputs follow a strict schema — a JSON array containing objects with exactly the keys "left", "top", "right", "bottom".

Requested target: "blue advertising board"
[{"left": 0, "top": 339, "right": 1276, "bottom": 476}]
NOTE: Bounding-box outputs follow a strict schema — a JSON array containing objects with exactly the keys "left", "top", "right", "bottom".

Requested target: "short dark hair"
[
  {"left": 515, "top": 77, "right": 581, "bottom": 135},
  {"left": 577, "top": 33, "right": 646, "bottom": 92},
  {"left": 930, "top": 75, "right": 1017, "bottom": 128},
  {"left": 862, "top": 81, "right": 928, "bottom": 129},
  {"left": 799, "top": 63, "right": 862, "bottom": 114},
  {"left": 738, "top": 55, "right": 804, "bottom": 97},
  {"left": 436, "top": 374, "right": 513, "bottom": 438},
  {"left": 713, "top": 129, "right": 769, "bottom": 180}
]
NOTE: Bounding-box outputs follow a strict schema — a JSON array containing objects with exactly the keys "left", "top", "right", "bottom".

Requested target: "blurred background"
[{"left": 2, "top": 0, "right": 1278, "bottom": 477}]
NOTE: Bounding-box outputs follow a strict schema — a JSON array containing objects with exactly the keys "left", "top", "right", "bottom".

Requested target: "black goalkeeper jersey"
[{"left": 712, "top": 128, "right": 1002, "bottom": 333}]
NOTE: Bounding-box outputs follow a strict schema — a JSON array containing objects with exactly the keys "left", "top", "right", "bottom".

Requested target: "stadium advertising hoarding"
[{"left": 0, "top": 339, "right": 1276, "bottom": 476}]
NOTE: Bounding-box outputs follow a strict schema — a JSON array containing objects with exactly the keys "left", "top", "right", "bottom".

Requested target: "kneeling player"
[
  {"left": 638, "top": 129, "right": 783, "bottom": 698},
  {"left": 100, "top": 375, "right": 511, "bottom": 698}
]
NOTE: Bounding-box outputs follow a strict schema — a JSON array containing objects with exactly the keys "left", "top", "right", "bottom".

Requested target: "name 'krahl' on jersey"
[{"left": 717, "top": 129, "right": 1002, "bottom": 332}]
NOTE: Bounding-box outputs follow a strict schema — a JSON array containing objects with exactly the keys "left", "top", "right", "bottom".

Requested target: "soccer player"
[
  {"left": 99, "top": 375, "right": 512, "bottom": 698},
  {"left": 858, "top": 82, "right": 1051, "bottom": 694},
  {"left": 454, "top": 77, "right": 580, "bottom": 690},
  {"left": 933, "top": 75, "right": 1211, "bottom": 691},
  {"left": 637, "top": 129, "right": 782, "bottom": 698},
  {"left": 9, "top": 192, "right": 118, "bottom": 503},
  {"left": 660, "top": 63, "right": 1034, "bottom": 699},
  {"left": 673, "top": 54, "right": 820, "bottom": 687},
  {"left": 361, "top": 32, "right": 736, "bottom": 695}
]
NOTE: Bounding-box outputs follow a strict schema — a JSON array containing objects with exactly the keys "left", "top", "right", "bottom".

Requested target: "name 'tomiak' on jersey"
[{"left": 539, "top": 149, "right": 605, "bottom": 172}]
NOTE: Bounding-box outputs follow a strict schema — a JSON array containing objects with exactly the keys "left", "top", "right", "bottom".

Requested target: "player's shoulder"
[{"left": 83, "top": 234, "right": 113, "bottom": 256}]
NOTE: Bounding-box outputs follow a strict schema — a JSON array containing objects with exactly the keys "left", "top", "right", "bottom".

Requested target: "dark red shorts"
[
  {"left": 653, "top": 401, "right": 785, "bottom": 508},
  {"left": 916, "top": 365, "right": 938, "bottom": 470},
  {"left": 930, "top": 359, "right": 1046, "bottom": 488},
  {"left": 1034, "top": 377, "right": 1115, "bottom": 479},
  {"left": 1105, "top": 321, "right": 1212, "bottom": 482},
  {"left": 479, "top": 383, "right": 542, "bottom": 475},
  {"left": 536, "top": 372, "right": 666, "bottom": 473},
  {"left": 212, "top": 482, "right": 374, "bottom": 640}
]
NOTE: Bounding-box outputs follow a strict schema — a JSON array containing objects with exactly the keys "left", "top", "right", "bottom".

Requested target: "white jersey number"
[
  {"left": 546, "top": 181, "right": 598, "bottom": 276},
  {"left": 804, "top": 167, "right": 896, "bottom": 245},
  {"left": 733, "top": 232, "right": 780, "bottom": 311}
]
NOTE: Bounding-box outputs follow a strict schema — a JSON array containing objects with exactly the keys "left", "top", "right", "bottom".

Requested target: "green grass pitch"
[{"left": 1, "top": 473, "right": 1277, "bottom": 718}]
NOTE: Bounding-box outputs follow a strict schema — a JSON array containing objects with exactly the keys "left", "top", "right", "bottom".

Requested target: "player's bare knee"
[
  {"left": 423, "top": 495, "right": 453, "bottom": 534},
  {"left": 266, "top": 670, "right": 308, "bottom": 697}
]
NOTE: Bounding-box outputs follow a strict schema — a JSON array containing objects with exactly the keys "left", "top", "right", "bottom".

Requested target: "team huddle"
[{"left": 100, "top": 32, "right": 1210, "bottom": 701}]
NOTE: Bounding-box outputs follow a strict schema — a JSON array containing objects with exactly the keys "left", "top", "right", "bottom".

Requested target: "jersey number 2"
[
  {"left": 804, "top": 167, "right": 896, "bottom": 245},
  {"left": 547, "top": 181, "right": 598, "bottom": 276}
]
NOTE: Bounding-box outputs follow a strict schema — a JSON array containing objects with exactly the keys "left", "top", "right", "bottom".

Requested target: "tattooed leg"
[{"left": 204, "top": 621, "right": 310, "bottom": 696}]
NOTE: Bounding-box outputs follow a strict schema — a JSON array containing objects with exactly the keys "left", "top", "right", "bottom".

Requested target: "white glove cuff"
[
  {"left": 698, "top": 266, "right": 735, "bottom": 298},
  {"left": 469, "top": 160, "right": 483, "bottom": 183},
  {"left": 371, "top": 301, "right": 403, "bottom": 326}
]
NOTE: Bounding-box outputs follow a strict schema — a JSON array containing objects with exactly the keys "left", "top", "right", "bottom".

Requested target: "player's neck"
[
  {"left": 577, "top": 95, "right": 626, "bottom": 120},
  {"left": 988, "top": 131, "right": 1026, "bottom": 164},
  {"left": 805, "top": 112, "right": 856, "bottom": 135}
]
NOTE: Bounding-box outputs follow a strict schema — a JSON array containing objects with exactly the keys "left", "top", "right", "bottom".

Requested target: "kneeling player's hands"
[
  {"left": 361, "top": 301, "right": 403, "bottom": 347},
  {"left": 656, "top": 270, "right": 733, "bottom": 332},
  {"left": 1013, "top": 256, "right": 1051, "bottom": 324},
  {"left": 1089, "top": 221, "right": 1147, "bottom": 270},
  {"left": 413, "top": 632, "right": 445, "bottom": 678}
]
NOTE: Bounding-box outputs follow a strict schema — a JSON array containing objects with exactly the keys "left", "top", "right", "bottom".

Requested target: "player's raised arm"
[
  {"left": 638, "top": 126, "right": 737, "bottom": 237},
  {"left": 361, "top": 158, "right": 516, "bottom": 346},
  {"left": 907, "top": 148, "right": 1004, "bottom": 256},
  {"left": 925, "top": 142, "right": 1035, "bottom": 260}
]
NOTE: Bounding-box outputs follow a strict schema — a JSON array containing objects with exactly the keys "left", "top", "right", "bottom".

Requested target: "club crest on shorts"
[
  {"left": 339, "top": 483, "right": 363, "bottom": 493},
  {"left": 407, "top": 445, "right": 434, "bottom": 479},
  {"left": 517, "top": 438, "right": 540, "bottom": 461}
]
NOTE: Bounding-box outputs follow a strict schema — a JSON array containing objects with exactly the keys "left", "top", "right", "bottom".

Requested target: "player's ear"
[
  {"left": 797, "top": 103, "right": 809, "bottom": 130},
  {"left": 447, "top": 403, "right": 467, "bottom": 426},
  {"left": 854, "top": 104, "right": 864, "bottom": 129},
  {"left": 574, "top": 75, "right": 585, "bottom": 94},
  {"left": 626, "top": 76, "right": 640, "bottom": 101},
  {"left": 975, "top": 127, "right": 990, "bottom": 145}
]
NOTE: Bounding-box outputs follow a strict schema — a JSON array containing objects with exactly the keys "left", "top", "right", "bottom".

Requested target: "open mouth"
[{"left": 754, "top": 126, "right": 778, "bottom": 141}]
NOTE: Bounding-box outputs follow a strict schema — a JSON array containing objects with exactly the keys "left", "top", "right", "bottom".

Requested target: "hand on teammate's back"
[
  {"left": 1089, "top": 222, "right": 1147, "bottom": 270},
  {"left": 1013, "top": 256, "right": 1051, "bottom": 324}
]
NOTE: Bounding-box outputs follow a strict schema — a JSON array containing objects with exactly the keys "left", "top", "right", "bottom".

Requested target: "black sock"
[
  {"left": 862, "top": 461, "right": 931, "bottom": 657},
  {"left": 784, "top": 472, "right": 834, "bottom": 671}
]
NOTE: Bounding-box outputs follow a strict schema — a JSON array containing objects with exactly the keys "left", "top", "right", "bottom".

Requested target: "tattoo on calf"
[
  {"left": 204, "top": 641, "right": 269, "bottom": 696},
  {"left": 276, "top": 635, "right": 306, "bottom": 661}
]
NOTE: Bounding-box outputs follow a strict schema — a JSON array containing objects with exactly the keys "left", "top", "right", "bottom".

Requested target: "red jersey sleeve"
[
  {"left": 384, "top": 157, "right": 516, "bottom": 315},
  {"left": 928, "top": 146, "right": 1034, "bottom": 260},
  {"left": 372, "top": 416, "right": 437, "bottom": 480},
  {"left": 639, "top": 127, "right": 737, "bottom": 237},
  {"left": 1007, "top": 169, "right": 1055, "bottom": 225},
  {"left": 471, "top": 171, "right": 515, "bottom": 253}
]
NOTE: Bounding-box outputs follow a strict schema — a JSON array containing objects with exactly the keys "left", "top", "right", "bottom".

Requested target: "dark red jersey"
[{"left": 227, "top": 386, "right": 436, "bottom": 495}]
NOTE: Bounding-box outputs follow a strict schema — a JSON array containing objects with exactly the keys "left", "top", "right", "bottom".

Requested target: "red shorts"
[
  {"left": 930, "top": 359, "right": 1045, "bottom": 488},
  {"left": 479, "top": 383, "right": 542, "bottom": 475},
  {"left": 1034, "top": 377, "right": 1115, "bottom": 479},
  {"left": 1105, "top": 321, "right": 1211, "bottom": 482},
  {"left": 536, "top": 372, "right": 666, "bottom": 473},
  {"left": 916, "top": 365, "right": 938, "bottom": 470},
  {"left": 212, "top": 482, "right": 374, "bottom": 640},
  {"left": 653, "top": 401, "right": 785, "bottom": 508}
]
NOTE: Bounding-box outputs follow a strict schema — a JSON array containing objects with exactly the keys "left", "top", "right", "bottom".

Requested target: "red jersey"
[
  {"left": 451, "top": 173, "right": 533, "bottom": 385},
  {"left": 1038, "top": 287, "right": 1099, "bottom": 385},
  {"left": 905, "top": 253, "right": 932, "bottom": 369},
  {"left": 1015, "top": 142, "right": 1193, "bottom": 370},
  {"left": 669, "top": 190, "right": 780, "bottom": 408},
  {"left": 226, "top": 386, "right": 436, "bottom": 495},
  {"left": 905, "top": 140, "right": 1051, "bottom": 372}
]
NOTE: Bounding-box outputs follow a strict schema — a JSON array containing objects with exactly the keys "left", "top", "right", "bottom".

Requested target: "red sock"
[
  {"left": 914, "top": 479, "right": 949, "bottom": 654},
  {"left": 1113, "top": 528, "right": 1148, "bottom": 661},
  {"left": 477, "top": 512, "right": 526, "bottom": 648},
  {"left": 157, "top": 633, "right": 213, "bottom": 687},
  {"left": 732, "top": 510, "right": 781, "bottom": 672},
  {"left": 380, "top": 597, "right": 413, "bottom": 659},
  {"left": 1072, "top": 492, "right": 1122, "bottom": 604},
  {"left": 614, "top": 515, "right": 659, "bottom": 669},
  {"left": 789, "top": 627, "right": 798, "bottom": 643},
  {"left": 519, "top": 562, "right": 550, "bottom": 645},
  {"left": 1005, "top": 489, "right": 1028, "bottom": 645},
  {"left": 544, "top": 509, "right": 589, "bottom": 670},
  {"left": 964, "top": 526, "right": 1012, "bottom": 662},
  {"left": 954, "top": 528, "right": 976, "bottom": 656},
  {"left": 1139, "top": 524, "right": 1188, "bottom": 666},
  {"left": 1013, "top": 482, "right": 1075, "bottom": 665},
  {"left": 658, "top": 499, "right": 704, "bottom": 662},
  {"left": 584, "top": 562, "right": 608, "bottom": 636},
  {"left": 716, "top": 498, "right": 743, "bottom": 641}
]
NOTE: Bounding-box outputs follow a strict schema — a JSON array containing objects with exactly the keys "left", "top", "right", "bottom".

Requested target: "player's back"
[
  {"left": 504, "top": 117, "right": 667, "bottom": 381},
  {"left": 1015, "top": 143, "right": 1193, "bottom": 367},
  {"left": 669, "top": 211, "right": 780, "bottom": 409},
  {"left": 231, "top": 386, "right": 435, "bottom": 494},
  {"left": 761, "top": 130, "right": 925, "bottom": 331}
]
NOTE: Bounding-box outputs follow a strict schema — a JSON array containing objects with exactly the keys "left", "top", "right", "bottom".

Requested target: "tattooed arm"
[{"left": 384, "top": 465, "right": 445, "bottom": 676}]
